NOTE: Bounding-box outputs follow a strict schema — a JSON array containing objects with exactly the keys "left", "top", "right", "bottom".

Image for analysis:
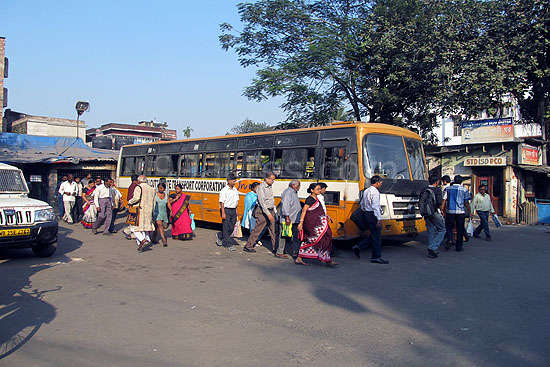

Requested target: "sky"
[{"left": 3, "top": 0, "right": 286, "bottom": 138}]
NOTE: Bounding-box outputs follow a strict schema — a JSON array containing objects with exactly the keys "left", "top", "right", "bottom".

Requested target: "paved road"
[{"left": 1, "top": 219, "right": 549, "bottom": 366}]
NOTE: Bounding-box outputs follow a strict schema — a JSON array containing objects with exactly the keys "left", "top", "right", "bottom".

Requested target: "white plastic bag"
[
  {"left": 492, "top": 214, "right": 502, "bottom": 228},
  {"left": 466, "top": 219, "right": 474, "bottom": 237}
]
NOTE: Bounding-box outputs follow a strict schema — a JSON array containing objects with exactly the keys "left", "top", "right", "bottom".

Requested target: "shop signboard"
[
  {"left": 464, "top": 156, "right": 506, "bottom": 167},
  {"left": 462, "top": 118, "right": 514, "bottom": 144},
  {"left": 518, "top": 144, "right": 540, "bottom": 165}
]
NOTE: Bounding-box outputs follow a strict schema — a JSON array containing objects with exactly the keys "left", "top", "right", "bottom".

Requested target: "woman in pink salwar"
[{"left": 169, "top": 184, "right": 193, "bottom": 240}]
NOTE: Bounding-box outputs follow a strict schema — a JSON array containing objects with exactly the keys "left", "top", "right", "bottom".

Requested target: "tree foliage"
[
  {"left": 229, "top": 118, "right": 272, "bottom": 134},
  {"left": 183, "top": 126, "right": 193, "bottom": 139},
  {"left": 221, "top": 0, "right": 549, "bottom": 142}
]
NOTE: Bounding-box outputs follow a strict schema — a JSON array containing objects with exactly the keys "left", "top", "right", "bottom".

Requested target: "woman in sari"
[
  {"left": 80, "top": 181, "right": 97, "bottom": 229},
  {"left": 153, "top": 183, "right": 170, "bottom": 247},
  {"left": 296, "top": 183, "right": 337, "bottom": 266},
  {"left": 169, "top": 184, "right": 193, "bottom": 240}
]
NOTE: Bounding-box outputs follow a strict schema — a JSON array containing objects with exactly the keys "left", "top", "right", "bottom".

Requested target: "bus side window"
[
  {"left": 204, "top": 153, "right": 217, "bottom": 177},
  {"left": 243, "top": 151, "right": 259, "bottom": 178},
  {"left": 346, "top": 153, "right": 358, "bottom": 180},
  {"left": 281, "top": 149, "right": 306, "bottom": 179},
  {"left": 272, "top": 150, "right": 283, "bottom": 177},
  {"left": 135, "top": 157, "right": 145, "bottom": 175},
  {"left": 322, "top": 147, "right": 347, "bottom": 179},
  {"left": 122, "top": 157, "right": 136, "bottom": 176},
  {"left": 154, "top": 154, "right": 179, "bottom": 177},
  {"left": 180, "top": 154, "right": 201, "bottom": 178},
  {"left": 259, "top": 150, "right": 272, "bottom": 175},
  {"left": 235, "top": 152, "right": 244, "bottom": 177},
  {"left": 218, "top": 152, "right": 235, "bottom": 178}
]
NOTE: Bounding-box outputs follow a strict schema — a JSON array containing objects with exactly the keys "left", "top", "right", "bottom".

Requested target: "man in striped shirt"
[{"left": 442, "top": 175, "right": 472, "bottom": 252}]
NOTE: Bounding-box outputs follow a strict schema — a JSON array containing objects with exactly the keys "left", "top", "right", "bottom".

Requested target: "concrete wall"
[{"left": 11, "top": 116, "right": 86, "bottom": 139}]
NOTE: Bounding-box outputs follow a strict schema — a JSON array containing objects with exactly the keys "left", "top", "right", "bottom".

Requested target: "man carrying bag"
[{"left": 420, "top": 176, "right": 446, "bottom": 258}]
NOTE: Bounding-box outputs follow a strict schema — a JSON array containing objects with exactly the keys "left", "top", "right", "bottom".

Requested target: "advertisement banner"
[
  {"left": 464, "top": 156, "right": 506, "bottom": 167},
  {"left": 462, "top": 118, "right": 514, "bottom": 144},
  {"left": 518, "top": 144, "right": 540, "bottom": 165}
]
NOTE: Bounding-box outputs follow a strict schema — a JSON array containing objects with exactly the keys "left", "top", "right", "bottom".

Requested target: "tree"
[
  {"left": 229, "top": 118, "right": 272, "bottom": 134},
  {"left": 221, "top": 0, "right": 548, "bottom": 144},
  {"left": 220, "top": 0, "right": 453, "bottom": 138},
  {"left": 183, "top": 126, "right": 193, "bottom": 139}
]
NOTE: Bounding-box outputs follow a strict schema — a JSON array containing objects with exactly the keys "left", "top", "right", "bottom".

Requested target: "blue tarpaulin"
[{"left": 0, "top": 133, "right": 118, "bottom": 164}]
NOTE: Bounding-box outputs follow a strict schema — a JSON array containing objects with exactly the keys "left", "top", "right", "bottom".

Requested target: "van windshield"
[{"left": 0, "top": 169, "right": 28, "bottom": 193}]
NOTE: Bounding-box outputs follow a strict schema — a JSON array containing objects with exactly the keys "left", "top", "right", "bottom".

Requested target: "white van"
[{"left": 0, "top": 163, "right": 58, "bottom": 257}]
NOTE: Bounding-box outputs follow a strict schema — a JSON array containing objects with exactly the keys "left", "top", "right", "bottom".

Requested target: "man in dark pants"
[
  {"left": 278, "top": 179, "right": 301, "bottom": 258},
  {"left": 218, "top": 174, "right": 240, "bottom": 250},
  {"left": 107, "top": 178, "right": 122, "bottom": 233},
  {"left": 351, "top": 175, "right": 388, "bottom": 264},
  {"left": 471, "top": 184, "right": 494, "bottom": 241},
  {"left": 72, "top": 176, "right": 84, "bottom": 222},
  {"left": 244, "top": 172, "right": 278, "bottom": 253},
  {"left": 442, "top": 175, "right": 472, "bottom": 251}
]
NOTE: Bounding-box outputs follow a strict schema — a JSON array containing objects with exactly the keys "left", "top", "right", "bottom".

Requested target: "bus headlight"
[{"left": 35, "top": 208, "right": 56, "bottom": 222}]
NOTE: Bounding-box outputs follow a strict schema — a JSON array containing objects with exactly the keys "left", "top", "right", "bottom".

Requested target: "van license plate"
[{"left": 0, "top": 228, "right": 31, "bottom": 237}]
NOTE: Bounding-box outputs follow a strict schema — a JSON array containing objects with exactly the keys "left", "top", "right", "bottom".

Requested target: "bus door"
[{"left": 319, "top": 139, "right": 350, "bottom": 234}]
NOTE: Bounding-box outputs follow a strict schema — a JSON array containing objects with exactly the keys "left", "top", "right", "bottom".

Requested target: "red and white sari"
[
  {"left": 299, "top": 197, "right": 332, "bottom": 263},
  {"left": 80, "top": 186, "right": 97, "bottom": 229}
]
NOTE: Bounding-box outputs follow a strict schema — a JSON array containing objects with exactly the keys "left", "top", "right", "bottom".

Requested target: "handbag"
[
  {"left": 190, "top": 213, "right": 196, "bottom": 231},
  {"left": 350, "top": 207, "right": 368, "bottom": 231},
  {"left": 231, "top": 218, "right": 243, "bottom": 238},
  {"left": 126, "top": 207, "right": 139, "bottom": 226},
  {"left": 281, "top": 222, "right": 293, "bottom": 238},
  {"left": 126, "top": 188, "right": 141, "bottom": 226}
]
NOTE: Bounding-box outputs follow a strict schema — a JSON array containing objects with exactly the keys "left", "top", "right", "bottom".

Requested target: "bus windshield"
[
  {"left": 404, "top": 137, "right": 427, "bottom": 180},
  {"left": 364, "top": 134, "right": 426, "bottom": 180}
]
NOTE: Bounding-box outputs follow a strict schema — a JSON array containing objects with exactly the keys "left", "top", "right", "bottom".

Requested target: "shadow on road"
[
  {"left": 0, "top": 224, "right": 82, "bottom": 359},
  {"left": 243, "top": 226, "right": 550, "bottom": 366}
]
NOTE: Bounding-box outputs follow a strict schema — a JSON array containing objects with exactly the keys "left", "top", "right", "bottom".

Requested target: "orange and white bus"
[{"left": 116, "top": 122, "right": 427, "bottom": 240}]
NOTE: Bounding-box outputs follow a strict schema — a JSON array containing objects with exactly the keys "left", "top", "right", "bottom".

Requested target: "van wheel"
[{"left": 32, "top": 242, "right": 57, "bottom": 257}]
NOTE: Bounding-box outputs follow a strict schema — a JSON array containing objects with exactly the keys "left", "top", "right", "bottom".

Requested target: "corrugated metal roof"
[{"left": 0, "top": 133, "right": 118, "bottom": 164}]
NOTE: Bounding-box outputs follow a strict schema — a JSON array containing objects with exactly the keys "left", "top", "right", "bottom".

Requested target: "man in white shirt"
[
  {"left": 93, "top": 177, "right": 113, "bottom": 235},
  {"left": 58, "top": 174, "right": 78, "bottom": 224},
  {"left": 351, "top": 175, "right": 388, "bottom": 264},
  {"left": 218, "top": 173, "right": 240, "bottom": 250},
  {"left": 73, "top": 176, "right": 84, "bottom": 222}
]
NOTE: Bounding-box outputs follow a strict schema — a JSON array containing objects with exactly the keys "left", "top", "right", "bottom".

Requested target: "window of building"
[{"left": 453, "top": 119, "right": 462, "bottom": 137}]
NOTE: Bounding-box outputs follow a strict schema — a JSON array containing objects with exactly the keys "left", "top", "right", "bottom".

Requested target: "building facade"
[
  {"left": 0, "top": 37, "right": 7, "bottom": 130},
  {"left": 429, "top": 116, "right": 549, "bottom": 223},
  {"left": 86, "top": 120, "right": 177, "bottom": 150}
]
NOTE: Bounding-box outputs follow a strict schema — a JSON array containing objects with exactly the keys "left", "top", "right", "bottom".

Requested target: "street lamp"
[{"left": 75, "top": 101, "right": 89, "bottom": 140}]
